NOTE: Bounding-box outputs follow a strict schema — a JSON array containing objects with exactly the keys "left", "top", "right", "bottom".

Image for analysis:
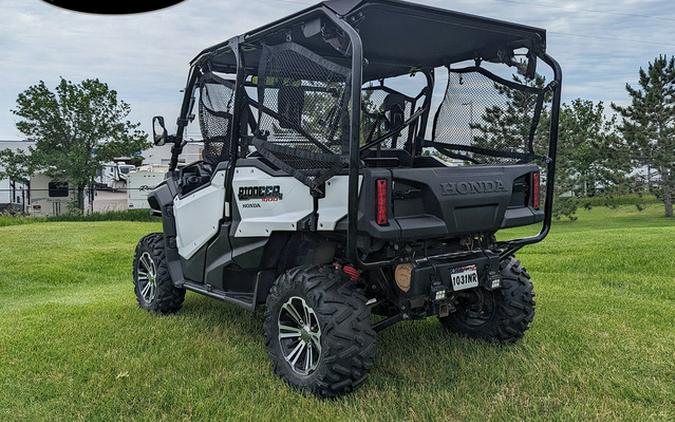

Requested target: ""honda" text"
[{"left": 440, "top": 180, "right": 507, "bottom": 195}]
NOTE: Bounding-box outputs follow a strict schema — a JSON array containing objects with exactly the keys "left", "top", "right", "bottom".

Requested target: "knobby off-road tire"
[
  {"left": 439, "top": 256, "right": 535, "bottom": 343},
  {"left": 264, "top": 265, "right": 377, "bottom": 397},
  {"left": 133, "top": 233, "right": 185, "bottom": 314}
]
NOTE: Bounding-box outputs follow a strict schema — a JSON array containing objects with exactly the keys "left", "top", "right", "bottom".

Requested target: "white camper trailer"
[
  {"left": 28, "top": 173, "right": 76, "bottom": 217},
  {"left": 127, "top": 165, "right": 168, "bottom": 209},
  {"left": 95, "top": 162, "right": 136, "bottom": 190}
]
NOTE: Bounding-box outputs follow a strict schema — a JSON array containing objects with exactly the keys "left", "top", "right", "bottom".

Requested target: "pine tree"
[
  {"left": 469, "top": 74, "right": 585, "bottom": 219},
  {"left": 559, "top": 99, "right": 629, "bottom": 198},
  {"left": 612, "top": 55, "right": 675, "bottom": 217},
  {"left": 472, "top": 74, "right": 547, "bottom": 154}
]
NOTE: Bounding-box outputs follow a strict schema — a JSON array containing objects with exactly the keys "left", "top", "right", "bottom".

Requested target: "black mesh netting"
[
  {"left": 432, "top": 67, "right": 550, "bottom": 164},
  {"left": 361, "top": 87, "right": 420, "bottom": 149},
  {"left": 254, "top": 42, "right": 351, "bottom": 190},
  {"left": 199, "top": 74, "right": 235, "bottom": 164}
]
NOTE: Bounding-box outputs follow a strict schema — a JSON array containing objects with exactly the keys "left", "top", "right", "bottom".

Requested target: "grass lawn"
[{"left": 0, "top": 205, "right": 673, "bottom": 421}]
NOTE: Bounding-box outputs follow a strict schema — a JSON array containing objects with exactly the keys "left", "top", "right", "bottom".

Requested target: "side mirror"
[{"left": 152, "top": 116, "right": 168, "bottom": 146}]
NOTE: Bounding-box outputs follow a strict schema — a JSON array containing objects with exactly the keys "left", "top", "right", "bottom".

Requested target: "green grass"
[{"left": 0, "top": 205, "right": 673, "bottom": 421}]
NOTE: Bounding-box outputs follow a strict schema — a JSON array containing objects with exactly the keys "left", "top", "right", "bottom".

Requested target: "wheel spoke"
[
  {"left": 141, "top": 282, "right": 151, "bottom": 299},
  {"left": 279, "top": 325, "right": 302, "bottom": 339},
  {"left": 302, "top": 302, "right": 311, "bottom": 327},
  {"left": 140, "top": 255, "right": 151, "bottom": 271},
  {"left": 279, "top": 324, "right": 302, "bottom": 333},
  {"left": 304, "top": 342, "right": 313, "bottom": 372},
  {"left": 291, "top": 341, "right": 306, "bottom": 368},
  {"left": 282, "top": 302, "right": 304, "bottom": 325},
  {"left": 286, "top": 340, "right": 305, "bottom": 366},
  {"left": 309, "top": 332, "right": 321, "bottom": 351}
]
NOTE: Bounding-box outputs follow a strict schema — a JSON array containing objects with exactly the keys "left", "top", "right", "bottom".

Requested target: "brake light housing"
[
  {"left": 532, "top": 172, "right": 540, "bottom": 210},
  {"left": 375, "top": 179, "right": 388, "bottom": 225}
]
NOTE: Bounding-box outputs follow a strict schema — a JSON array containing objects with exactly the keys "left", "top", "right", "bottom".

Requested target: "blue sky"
[{"left": 1, "top": 0, "right": 674, "bottom": 140}]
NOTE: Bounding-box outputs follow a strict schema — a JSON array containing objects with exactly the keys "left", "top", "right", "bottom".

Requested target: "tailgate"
[{"left": 357, "top": 164, "right": 543, "bottom": 240}]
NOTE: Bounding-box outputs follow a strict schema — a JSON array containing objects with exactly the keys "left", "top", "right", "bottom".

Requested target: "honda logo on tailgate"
[{"left": 440, "top": 180, "right": 507, "bottom": 195}]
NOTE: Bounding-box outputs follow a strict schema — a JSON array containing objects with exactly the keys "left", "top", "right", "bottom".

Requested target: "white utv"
[{"left": 133, "top": 0, "right": 562, "bottom": 397}]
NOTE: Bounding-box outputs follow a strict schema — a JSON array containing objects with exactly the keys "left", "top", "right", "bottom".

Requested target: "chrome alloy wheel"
[
  {"left": 277, "top": 296, "right": 322, "bottom": 376},
  {"left": 136, "top": 251, "right": 157, "bottom": 303}
]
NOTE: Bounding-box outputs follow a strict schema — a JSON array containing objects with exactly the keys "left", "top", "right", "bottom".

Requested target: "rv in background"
[
  {"left": 95, "top": 162, "right": 136, "bottom": 190},
  {"left": 28, "top": 173, "right": 77, "bottom": 217},
  {"left": 127, "top": 165, "right": 168, "bottom": 209}
]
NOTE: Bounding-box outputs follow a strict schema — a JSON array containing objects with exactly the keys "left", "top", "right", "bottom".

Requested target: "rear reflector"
[
  {"left": 532, "top": 172, "right": 540, "bottom": 210},
  {"left": 376, "top": 179, "right": 388, "bottom": 225}
]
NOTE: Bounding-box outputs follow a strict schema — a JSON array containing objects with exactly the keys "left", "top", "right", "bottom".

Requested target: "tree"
[
  {"left": 470, "top": 74, "right": 581, "bottom": 220},
  {"left": 612, "top": 55, "right": 675, "bottom": 217},
  {"left": 7, "top": 78, "right": 149, "bottom": 212},
  {"left": 472, "top": 74, "right": 548, "bottom": 154},
  {"left": 559, "top": 99, "right": 629, "bottom": 197},
  {"left": 0, "top": 148, "right": 32, "bottom": 183}
]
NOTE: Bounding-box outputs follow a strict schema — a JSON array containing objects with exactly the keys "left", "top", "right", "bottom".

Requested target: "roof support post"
[{"left": 324, "top": 7, "right": 364, "bottom": 263}]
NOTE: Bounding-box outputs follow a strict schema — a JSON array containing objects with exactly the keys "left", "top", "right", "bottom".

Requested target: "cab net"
[
  {"left": 430, "top": 66, "right": 551, "bottom": 165},
  {"left": 198, "top": 73, "right": 235, "bottom": 164},
  {"left": 253, "top": 42, "right": 351, "bottom": 192}
]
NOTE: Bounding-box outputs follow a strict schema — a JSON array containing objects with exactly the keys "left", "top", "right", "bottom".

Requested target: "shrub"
[
  {"left": 0, "top": 209, "right": 159, "bottom": 226},
  {"left": 580, "top": 194, "right": 659, "bottom": 210},
  {"left": 48, "top": 209, "right": 159, "bottom": 222}
]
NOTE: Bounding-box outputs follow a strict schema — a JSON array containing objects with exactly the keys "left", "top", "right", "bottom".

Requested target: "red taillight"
[
  {"left": 376, "top": 179, "right": 388, "bottom": 226},
  {"left": 532, "top": 172, "right": 540, "bottom": 210}
]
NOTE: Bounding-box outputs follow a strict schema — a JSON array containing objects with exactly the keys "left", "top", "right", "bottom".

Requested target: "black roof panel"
[{"left": 195, "top": 0, "right": 546, "bottom": 80}]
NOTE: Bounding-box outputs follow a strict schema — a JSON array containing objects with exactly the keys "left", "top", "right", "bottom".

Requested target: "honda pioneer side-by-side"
[{"left": 133, "top": 0, "right": 562, "bottom": 397}]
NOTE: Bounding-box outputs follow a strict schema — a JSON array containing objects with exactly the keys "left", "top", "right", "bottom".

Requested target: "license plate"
[{"left": 451, "top": 265, "right": 479, "bottom": 291}]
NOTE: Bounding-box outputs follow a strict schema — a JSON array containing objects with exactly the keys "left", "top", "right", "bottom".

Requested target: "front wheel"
[
  {"left": 132, "top": 233, "right": 185, "bottom": 314},
  {"left": 439, "top": 256, "right": 535, "bottom": 343},
  {"left": 263, "top": 265, "right": 376, "bottom": 397}
]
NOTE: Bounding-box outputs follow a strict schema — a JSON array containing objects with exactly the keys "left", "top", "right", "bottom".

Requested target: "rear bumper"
[
  {"left": 404, "top": 250, "right": 501, "bottom": 298},
  {"left": 502, "top": 206, "right": 544, "bottom": 228}
]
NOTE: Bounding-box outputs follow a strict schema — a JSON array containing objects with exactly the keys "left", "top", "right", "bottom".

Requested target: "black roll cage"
[{"left": 167, "top": 3, "right": 562, "bottom": 268}]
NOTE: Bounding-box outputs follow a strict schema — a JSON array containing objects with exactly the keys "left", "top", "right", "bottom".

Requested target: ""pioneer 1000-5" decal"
[{"left": 238, "top": 185, "right": 283, "bottom": 202}]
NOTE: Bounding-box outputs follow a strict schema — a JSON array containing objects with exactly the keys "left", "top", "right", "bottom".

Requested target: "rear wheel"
[
  {"left": 439, "top": 256, "right": 535, "bottom": 343},
  {"left": 263, "top": 265, "right": 376, "bottom": 397},
  {"left": 133, "top": 233, "right": 185, "bottom": 314}
]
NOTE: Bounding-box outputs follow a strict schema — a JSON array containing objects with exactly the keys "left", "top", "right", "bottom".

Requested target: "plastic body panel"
[
  {"left": 173, "top": 170, "right": 227, "bottom": 259},
  {"left": 317, "top": 175, "right": 363, "bottom": 231},
  {"left": 231, "top": 166, "right": 313, "bottom": 237},
  {"left": 357, "top": 164, "right": 543, "bottom": 241}
]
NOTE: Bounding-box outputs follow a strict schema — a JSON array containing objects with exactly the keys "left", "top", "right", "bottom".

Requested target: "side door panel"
[{"left": 173, "top": 169, "right": 227, "bottom": 260}]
